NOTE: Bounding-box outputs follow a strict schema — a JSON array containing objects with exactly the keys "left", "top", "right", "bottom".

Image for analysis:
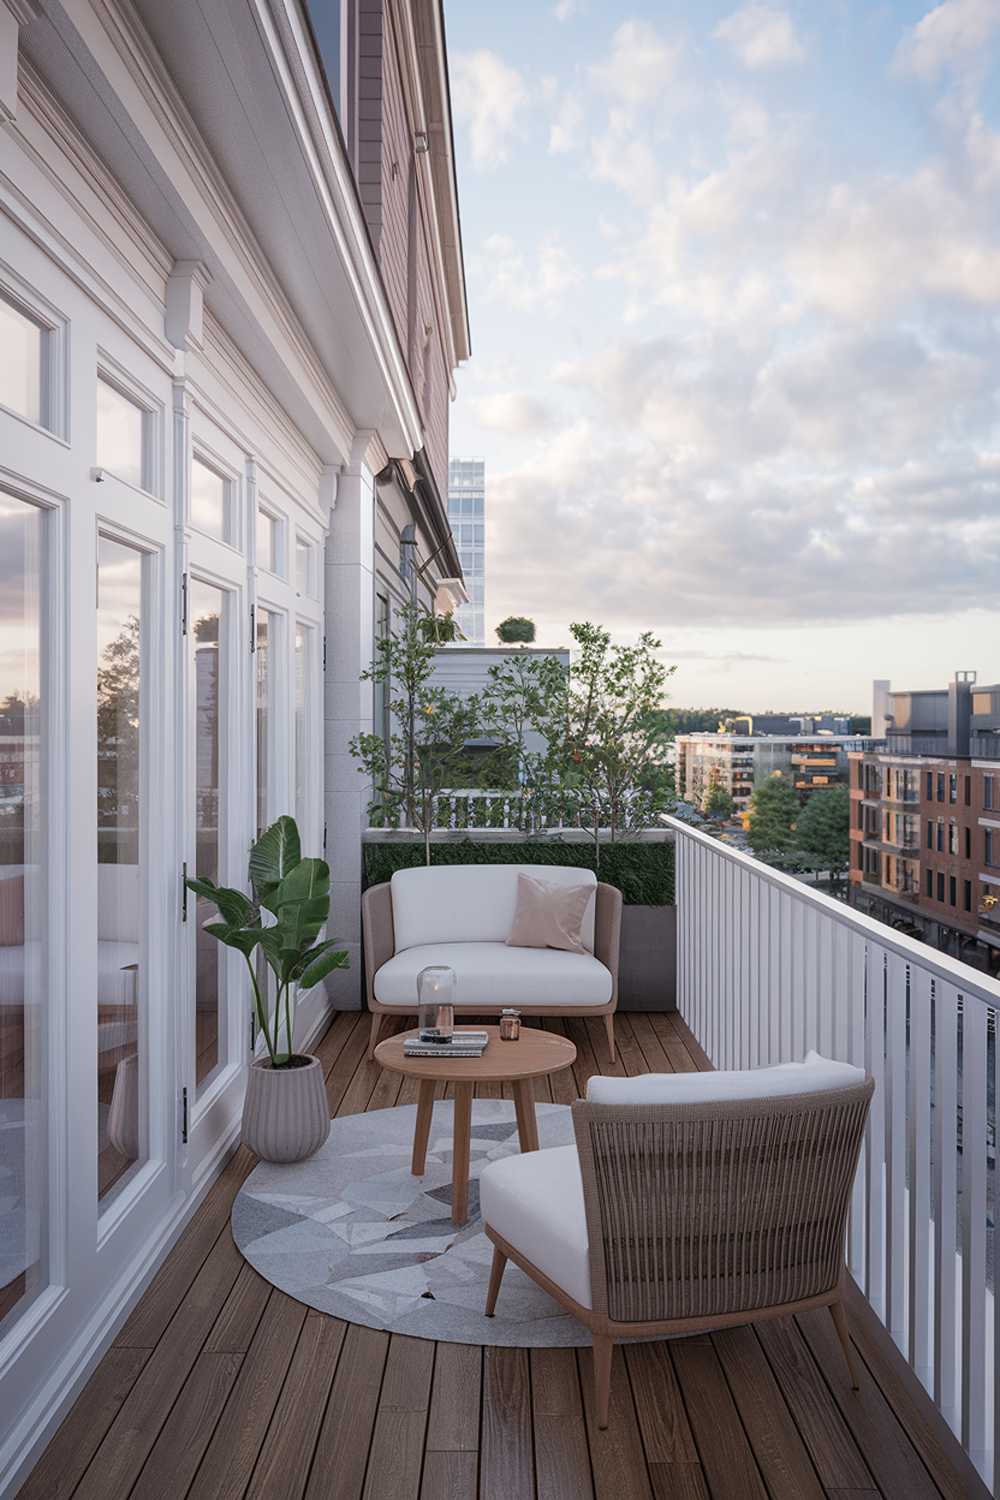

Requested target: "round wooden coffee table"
[{"left": 374, "top": 1025, "right": 577, "bottom": 1225}]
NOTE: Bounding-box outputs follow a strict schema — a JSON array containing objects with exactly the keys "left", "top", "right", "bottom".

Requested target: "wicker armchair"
[{"left": 483, "top": 1077, "right": 874, "bottom": 1428}]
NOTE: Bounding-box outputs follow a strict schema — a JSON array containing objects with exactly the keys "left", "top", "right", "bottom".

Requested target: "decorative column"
[{"left": 324, "top": 435, "right": 375, "bottom": 1008}]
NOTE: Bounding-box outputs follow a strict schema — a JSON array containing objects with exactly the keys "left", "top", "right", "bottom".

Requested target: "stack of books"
[{"left": 404, "top": 1029, "right": 489, "bottom": 1059}]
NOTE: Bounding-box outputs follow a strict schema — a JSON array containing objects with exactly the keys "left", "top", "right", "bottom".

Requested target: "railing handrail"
[{"left": 664, "top": 814, "right": 1000, "bottom": 1006}]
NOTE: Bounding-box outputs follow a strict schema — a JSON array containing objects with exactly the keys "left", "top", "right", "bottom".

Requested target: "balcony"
[{"left": 21, "top": 822, "right": 994, "bottom": 1500}]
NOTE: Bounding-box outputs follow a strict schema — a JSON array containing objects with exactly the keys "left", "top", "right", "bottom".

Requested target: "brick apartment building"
[{"left": 849, "top": 672, "right": 1000, "bottom": 970}]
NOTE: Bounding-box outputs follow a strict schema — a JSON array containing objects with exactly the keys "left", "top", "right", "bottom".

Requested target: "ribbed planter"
[{"left": 242, "top": 1055, "right": 330, "bottom": 1163}]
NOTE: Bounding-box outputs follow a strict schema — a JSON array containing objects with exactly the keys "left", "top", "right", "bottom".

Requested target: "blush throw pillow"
[{"left": 506, "top": 873, "right": 594, "bottom": 955}]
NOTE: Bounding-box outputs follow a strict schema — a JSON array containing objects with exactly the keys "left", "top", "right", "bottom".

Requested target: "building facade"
[
  {"left": 446, "top": 457, "right": 486, "bottom": 643},
  {"left": 849, "top": 673, "right": 1000, "bottom": 969},
  {"left": 676, "top": 733, "right": 865, "bottom": 812},
  {"left": 0, "top": 0, "right": 468, "bottom": 1486}
]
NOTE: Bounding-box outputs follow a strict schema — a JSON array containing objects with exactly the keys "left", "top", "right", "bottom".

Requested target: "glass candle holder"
[
  {"left": 417, "top": 966, "right": 456, "bottom": 1042},
  {"left": 499, "top": 1009, "right": 521, "bottom": 1041}
]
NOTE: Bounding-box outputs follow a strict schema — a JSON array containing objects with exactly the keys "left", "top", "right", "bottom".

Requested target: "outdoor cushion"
[
  {"left": 479, "top": 1144, "right": 591, "bottom": 1309},
  {"left": 506, "top": 873, "right": 593, "bottom": 955},
  {"left": 586, "top": 1050, "right": 865, "bottom": 1104},
  {"left": 373, "top": 941, "right": 613, "bottom": 1008},
  {"left": 389, "top": 865, "right": 597, "bottom": 954}
]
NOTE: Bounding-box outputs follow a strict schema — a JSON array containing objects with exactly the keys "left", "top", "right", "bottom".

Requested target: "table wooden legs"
[
  {"left": 411, "top": 1079, "right": 435, "bottom": 1176},
  {"left": 513, "top": 1079, "right": 540, "bottom": 1153},
  {"left": 451, "top": 1082, "right": 473, "bottom": 1225}
]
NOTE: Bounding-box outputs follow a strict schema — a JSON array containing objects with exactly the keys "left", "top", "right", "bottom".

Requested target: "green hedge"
[{"left": 362, "top": 839, "right": 674, "bottom": 906}]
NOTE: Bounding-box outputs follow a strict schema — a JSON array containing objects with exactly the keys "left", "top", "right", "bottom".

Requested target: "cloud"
[
  {"left": 474, "top": 392, "right": 557, "bottom": 433},
  {"left": 452, "top": 51, "right": 528, "bottom": 167},
  {"left": 714, "top": 5, "right": 806, "bottom": 69},
  {"left": 591, "top": 20, "right": 684, "bottom": 107},
  {"left": 548, "top": 91, "right": 584, "bottom": 154},
  {"left": 553, "top": 0, "right": 578, "bottom": 19},
  {"left": 475, "top": 233, "right": 584, "bottom": 310},
  {"left": 893, "top": 0, "right": 1000, "bottom": 81}
]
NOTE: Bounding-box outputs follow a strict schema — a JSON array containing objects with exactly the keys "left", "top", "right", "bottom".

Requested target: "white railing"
[
  {"left": 667, "top": 816, "right": 1000, "bottom": 1493},
  {"left": 433, "top": 788, "right": 534, "bottom": 831}
]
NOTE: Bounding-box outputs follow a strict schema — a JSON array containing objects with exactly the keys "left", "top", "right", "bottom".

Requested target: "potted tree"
[
  {"left": 186, "top": 816, "right": 348, "bottom": 1162},
  {"left": 495, "top": 616, "right": 536, "bottom": 645}
]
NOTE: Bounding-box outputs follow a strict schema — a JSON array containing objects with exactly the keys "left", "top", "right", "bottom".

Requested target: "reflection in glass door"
[
  {"left": 96, "top": 537, "right": 146, "bottom": 1204},
  {"left": 189, "top": 580, "right": 226, "bottom": 1093},
  {"left": 0, "top": 492, "right": 45, "bottom": 1339}
]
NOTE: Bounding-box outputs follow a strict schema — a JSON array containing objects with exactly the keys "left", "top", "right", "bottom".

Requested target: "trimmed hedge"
[{"left": 362, "top": 839, "right": 674, "bottom": 906}]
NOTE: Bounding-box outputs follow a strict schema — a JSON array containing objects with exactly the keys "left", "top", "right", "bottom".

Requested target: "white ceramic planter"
[{"left": 242, "top": 1054, "right": 330, "bottom": 1163}]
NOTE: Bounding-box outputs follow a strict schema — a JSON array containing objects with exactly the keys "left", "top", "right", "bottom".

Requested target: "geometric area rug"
[{"left": 231, "top": 1100, "right": 595, "bottom": 1347}]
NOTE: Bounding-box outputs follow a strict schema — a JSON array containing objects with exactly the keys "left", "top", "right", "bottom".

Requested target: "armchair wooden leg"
[
  {"left": 367, "top": 1012, "right": 386, "bottom": 1060},
  {"left": 604, "top": 1014, "right": 616, "bottom": 1065},
  {"left": 485, "top": 1245, "right": 507, "bottom": 1317},
  {"left": 592, "top": 1333, "right": 613, "bottom": 1429},
  {"left": 829, "top": 1299, "right": 860, "bottom": 1390}
]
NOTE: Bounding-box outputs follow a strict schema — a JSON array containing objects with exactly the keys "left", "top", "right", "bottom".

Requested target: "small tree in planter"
[
  {"left": 480, "top": 649, "right": 570, "bottom": 833},
  {"left": 496, "top": 616, "right": 536, "bottom": 644},
  {"left": 186, "top": 816, "right": 348, "bottom": 1162},
  {"left": 350, "top": 603, "right": 482, "bottom": 864},
  {"left": 563, "top": 623, "right": 676, "bottom": 848}
]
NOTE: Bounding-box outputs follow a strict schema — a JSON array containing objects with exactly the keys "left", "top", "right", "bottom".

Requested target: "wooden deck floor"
[{"left": 21, "top": 1011, "right": 988, "bottom": 1500}]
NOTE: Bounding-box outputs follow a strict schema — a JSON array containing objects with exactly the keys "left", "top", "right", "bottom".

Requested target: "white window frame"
[
  {"left": 95, "top": 353, "right": 163, "bottom": 499},
  {"left": 0, "top": 266, "right": 68, "bottom": 440},
  {"left": 190, "top": 445, "right": 239, "bottom": 549}
]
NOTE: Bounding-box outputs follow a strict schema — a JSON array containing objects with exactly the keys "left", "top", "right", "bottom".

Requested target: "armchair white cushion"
[
  {"left": 478, "top": 1144, "right": 591, "bottom": 1309},
  {"left": 389, "top": 865, "right": 597, "bottom": 953},
  {"left": 585, "top": 1050, "right": 865, "bottom": 1104},
  {"left": 372, "top": 941, "right": 613, "bottom": 1009}
]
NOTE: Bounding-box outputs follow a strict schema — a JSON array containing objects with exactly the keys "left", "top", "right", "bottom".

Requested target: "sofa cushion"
[
  {"left": 480, "top": 1144, "right": 591, "bottom": 1309},
  {"left": 373, "top": 941, "right": 613, "bottom": 1009},
  {"left": 586, "top": 1050, "right": 865, "bottom": 1105},
  {"left": 389, "top": 865, "right": 597, "bottom": 953},
  {"left": 507, "top": 873, "right": 592, "bottom": 955}
]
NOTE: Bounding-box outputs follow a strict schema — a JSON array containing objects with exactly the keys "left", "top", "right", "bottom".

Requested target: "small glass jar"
[
  {"left": 417, "top": 966, "right": 456, "bottom": 1042},
  {"left": 499, "top": 1008, "right": 521, "bottom": 1042}
]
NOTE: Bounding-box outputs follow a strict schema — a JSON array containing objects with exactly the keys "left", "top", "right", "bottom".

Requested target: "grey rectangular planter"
[{"left": 618, "top": 905, "right": 677, "bottom": 1011}]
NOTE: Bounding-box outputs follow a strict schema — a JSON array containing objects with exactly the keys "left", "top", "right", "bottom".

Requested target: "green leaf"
[
  {"left": 203, "top": 922, "right": 261, "bottom": 958},
  {"left": 297, "top": 946, "right": 349, "bottom": 990},
  {"left": 187, "top": 877, "right": 254, "bottom": 929},
  {"left": 288, "top": 937, "right": 342, "bottom": 981},
  {"left": 273, "top": 859, "right": 330, "bottom": 956},
  {"left": 249, "top": 817, "right": 301, "bottom": 906}
]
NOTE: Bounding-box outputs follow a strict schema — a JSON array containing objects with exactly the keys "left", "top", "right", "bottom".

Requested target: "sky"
[{"left": 443, "top": 0, "right": 1000, "bottom": 714}]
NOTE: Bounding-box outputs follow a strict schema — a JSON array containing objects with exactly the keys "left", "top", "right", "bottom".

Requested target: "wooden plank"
[
  {"left": 16, "top": 1347, "right": 150, "bottom": 1500},
  {"left": 610, "top": 1014, "right": 652, "bottom": 1079},
  {"left": 304, "top": 1324, "right": 390, "bottom": 1500},
  {"left": 755, "top": 1318, "right": 875, "bottom": 1490},
  {"left": 657, "top": 1012, "right": 709, "bottom": 1072},
  {"left": 647, "top": 1463, "right": 709, "bottom": 1500},
  {"left": 795, "top": 1307, "right": 945, "bottom": 1500},
  {"left": 710, "top": 1326, "right": 825, "bottom": 1499},
  {"left": 531, "top": 1347, "right": 594, "bottom": 1500},
  {"left": 623, "top": 1012, "right": 672, "bottom": 1074},
  {"left": 186, "top": 1291, "right": 308, "bottom": 1500},
  {"left": 203, "top": 1263, "right": 271, "bottom": 1352},
  {"left": 577, "top": 1344, "right": 652, "bottom": 1500},
  {"left": 623, "top": 1341, "right": 697, "bottom": 1464},
  {"left": 130, "top": 1349, "right": 243, "bottom": 1497},
  {"left": 360, "top": 1334, "right": 435, "bottom": 1500},
  {"left": 424, "top": 1341, "right": 481, "bottom": 1453},
  {"left": 480, "top": 1347, "right": 535, "bottom": 1500},
  {"left": 72, "top": 1231, "right": 248, "bottom": 1499},
  {"left": 419, "top": 1450, "right": 477, "bottom": 1500},
  {"left": 670, "top": 1340, "right": 768, "bottom": 1500},
  {"left": 244, "top": 1312, "right": 347, "bottom": 1499}
]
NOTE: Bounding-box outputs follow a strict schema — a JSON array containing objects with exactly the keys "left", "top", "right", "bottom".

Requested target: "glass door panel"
[
  {"left": 96, "top": 536, "right": 146, "bottom": 1205},
  {"left": 189, "top": 580, "right": 226, "bottom": 1093},
  {"left": 0, "top": 492, "right": 45, "bottom": 1339}
]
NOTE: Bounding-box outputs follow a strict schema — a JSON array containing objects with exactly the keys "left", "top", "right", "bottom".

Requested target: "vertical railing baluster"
[
  {"left": 886, "top": 952, "right": 908, "bottom": 1352},
  {"left": 866, "top": 945, "right": 887, "bottom": 1322},
  {"left": 909, "top": 967, "right": 932, "bottom": 1391},
  {"left": 848, "top": 934, "right": 868, "bottom": 1285},
  {"left": 961, "top": 993, "right": 988, "bottom": 1471},
  {"left": 934, "top": 980, "right": 960, "bottom": 1436}
]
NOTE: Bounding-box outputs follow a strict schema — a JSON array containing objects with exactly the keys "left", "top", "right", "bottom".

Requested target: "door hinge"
[
  {"left": 180, "top": 571, "right": 188, "bottom": 636},
  {"left": 181, "top": 860, "right": 188, "bottom": 923},
  {"left": 323, "top": 821, "right": 328, "bottom": 855},
  {"left": 322, "top": 633, "right": 327, "bottom": 671},
  {"left": 250, "top": 1010, "right": 257, "bottom": 1052},
  {"left": 181, "top": 1086, "right": 189, "bottom": 1145},
  {"left": 249, "top": 602, "right": 256, "bottom": 653}
]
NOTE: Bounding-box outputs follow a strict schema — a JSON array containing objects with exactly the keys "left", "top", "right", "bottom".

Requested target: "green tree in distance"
[
  {"left": 747, "top": 775, "right": 799, "bottom": 857},
  {"left": 496, "top": 616, "right": 536, "bottom": 644},
  {"left": 793, "top": 785, "right": 852, "bottom": 889},
  {"left": 703, "top": 782, "right": 734, "bottom": 819}
]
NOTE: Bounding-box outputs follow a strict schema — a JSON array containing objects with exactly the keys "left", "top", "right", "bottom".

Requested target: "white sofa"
[{"left": 362, "top": 863, "right": 622, "bottom": 1059}]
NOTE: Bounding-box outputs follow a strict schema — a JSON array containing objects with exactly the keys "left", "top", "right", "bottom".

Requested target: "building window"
[
  {"left": 926, "top": 822, "right": 933, "bottom": 850},
  {"left": 190, "top": 580, "right": 227, "bottom": 1092},
  {"left": 96, "top": 535, "right": 146, "bottom": 1205},
  {"left": 295, "top": 537, "right": 313, "bottom": 596},
  {"left": 948, "top": 820, "right": 958, "bottom": 855},
  {"left": 294, "top": 623, "right": 313, "bottom": 832},
  {"left": 965, "top": 776, "right": 971, "bottom": 806},
  {"left": 925, "top": 868, "right": 933, "bottom": 897},
  {"left": 936, "top": 820, "right": 943, "bottom": 852},
  {"left": 949, "top": 875, "right": 956, "bottom": 907},
  {"left": 986, "top": 775, "right": 994, "bottom": 811},
  {"left": 255, "top": 608, "right": 273, "bottom": 835},
  {"left": 925, "top": 771, "right": 933, "bottom": 799},
  {"left": 0, "top": 293, "right": 46, "bottom": 426},
  {"left": 987, "top": 829, "right": 996, "bottom": 868},
  {"left": 948, "top": 772, "right": 957, "bottom": 804},
  {"left": 936, "top": 772, "right": 945, "bottom": 802},
  {"left": 191, "top": 456, "right": 230, "bottom": 541},
  {"left": 97, "top": 376, "right": 149, "bottom": 490},
  {"left": 256, "top": 507, "right": 279, "bottom": 575},
  {"left": 964, "top": 880, "right": 972, "bottom": 912},
  {"left": 937, "top": 872, "right": 945, "bottom": 902},
  {"left": 965, "top": 827, "right": 972, "bottom": 859}
]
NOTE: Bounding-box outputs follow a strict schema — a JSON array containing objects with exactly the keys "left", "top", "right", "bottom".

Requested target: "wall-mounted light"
[{"left": 414, "top": 130, "right": 429, "bottom": 154}]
